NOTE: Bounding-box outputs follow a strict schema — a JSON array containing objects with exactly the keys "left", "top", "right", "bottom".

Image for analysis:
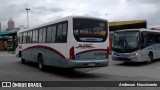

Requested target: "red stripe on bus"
[
  {"left": 76, "top": 49, "right": 107, "bottom": 55},
  {"left": 22, "top": 45, "right": 65, "bottom": 59}
]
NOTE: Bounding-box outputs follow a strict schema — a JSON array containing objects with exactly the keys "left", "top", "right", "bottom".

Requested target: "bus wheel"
[
  {"left": 21, "top": 58, "right": 26, "bottom": 64},
  {"left": 38, "top": 55, "right": 45, "bottom": 71},
  {"left": 146, "top": 53, "right": 153, "bottom": 64},
  {"left": 19, "top": 51, "right": 22, "bottom": 57}
]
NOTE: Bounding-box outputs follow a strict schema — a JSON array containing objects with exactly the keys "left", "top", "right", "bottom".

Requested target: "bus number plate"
[{"left": 87, "top": 62, "right": 96, "bottom": 66}]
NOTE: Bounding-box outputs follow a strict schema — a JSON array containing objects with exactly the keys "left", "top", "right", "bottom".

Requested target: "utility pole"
[
  {"left": 26, "top": 8, "right": 30, "bottom": 28},
  {"left": 105, "top": 13, "right": 109, "bottom": 20}
]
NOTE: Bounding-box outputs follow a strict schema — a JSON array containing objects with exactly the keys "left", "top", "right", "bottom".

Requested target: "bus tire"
[
  {"left": 21, "top": 58, "right": 26, "bottom": 64},
  {"left": 19, "top": 51, "right": 22, "bottom": 57},
  {"left": 38, "top": 55, "right": 45, "bottom": 71},
  {"left": 146, "top": 53, "right": 153, "bottom": 64}
]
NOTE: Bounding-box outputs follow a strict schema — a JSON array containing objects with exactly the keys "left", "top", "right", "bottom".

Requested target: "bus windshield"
[
  {"left": 112, "top": 31, "right": 140, "bottom": 52},
  {"left": 73, "top": 18, "right": 108, "bottom": 42}
]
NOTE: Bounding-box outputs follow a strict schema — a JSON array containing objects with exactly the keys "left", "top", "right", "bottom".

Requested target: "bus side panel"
[
  {"left": 152, "top": 44, "right": 160, "bottom": 59},
  {"left": 22, "top": 45, "right": 67, "bottom": 67},
  {"left": 21, "top": 45, "right": 32, "bottom": 61},
  {"left": 139, "top": 49, "right": 149, "bottom": 62},
  {"left": 138, "top": 44, "right": 160, "bottom": 62},
  {"left": 43, "top": 49, "right": 65, "bottom": 67},
  {"left": 31, "top": 47, "right": 45, "bottom": 63}
]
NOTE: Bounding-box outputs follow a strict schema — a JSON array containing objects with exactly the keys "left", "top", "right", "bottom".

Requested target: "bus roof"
[
  {"left": 114, "top": 29, "right": 160, "bottom": 33},
  {"left": 18, "top": 16, "right": 108, "bottom": 33}
]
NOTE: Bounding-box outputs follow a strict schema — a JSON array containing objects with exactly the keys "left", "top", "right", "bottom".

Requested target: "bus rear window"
[{"left": 73, "top": 18, "right": 108, "bottom": 42}]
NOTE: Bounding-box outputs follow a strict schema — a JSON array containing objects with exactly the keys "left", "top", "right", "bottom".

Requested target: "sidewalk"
[{"left": 0, "top": 51, "right": 15, "bottom": 56}]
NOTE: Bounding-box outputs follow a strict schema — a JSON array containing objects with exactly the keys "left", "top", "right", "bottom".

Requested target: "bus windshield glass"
[
  {"left": 73, "top": 18, "right": 108, "bottom": 42},
  {"left": 112, "top": 31, "right": 140, "bottom": 52}
]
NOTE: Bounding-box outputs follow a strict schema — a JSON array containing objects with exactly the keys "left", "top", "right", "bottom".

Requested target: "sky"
[{"left": 0, "top": 0, "right": 160, "bottom": 30}]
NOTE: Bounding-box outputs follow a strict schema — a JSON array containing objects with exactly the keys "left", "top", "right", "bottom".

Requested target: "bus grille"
[{"left": 117, "top": 58, "right": 131, "bottom": 61}]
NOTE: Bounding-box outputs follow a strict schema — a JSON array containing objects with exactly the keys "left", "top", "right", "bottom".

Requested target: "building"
[
  {"left": 6, "top": 18, "right": 15, "bottom": 31},
  {"left": 8, "top": 18, "right": 15, "bottom": 29}
]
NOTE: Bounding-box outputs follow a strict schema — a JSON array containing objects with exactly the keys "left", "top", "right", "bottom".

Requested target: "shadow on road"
[
  {"left": 19, "top": 61, "right": 104, "bottom": 79},
  {"left": 44, "top": 67, "right": 102, "bottom": 79},
  {"left": 115, "top": 59, "right": 160, "bottom": 67}
]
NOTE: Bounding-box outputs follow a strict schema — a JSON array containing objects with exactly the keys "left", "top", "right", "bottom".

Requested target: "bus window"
[
  {"left": 155, "top": 34, "right": 160, "bottom": 43},
  {"left": 30, "top": 31, "right": 33, "bottom": 43},
  {"left": 19, "top": 33, "right": 23, "bottom": 44},
  {"left": 35, "top": 30, "right": 39, "bottom": 43},
  {"left": 73, "top": 18, "right": 108, "bottom": 42},
  {"left": 62, "top": 23, "right": 67, "bottom": 42},
  {"left": 56, "top": 22, "right": 68, "bottom": 43},
  {"left": 52, "top": 26, "right": 56, "bottom": 43},
  {"left": 23, "top": 32, "right": 27, "bottom": 44},
  {"left": 32, "top": 30, "right": 36, "bottom": 43},
  {"left": 141, "top": 32, "right": 147, "bottom": 49},
  {"left": 26, "top": 32, "right": 29, "bottom": 43},
  {"left": 57, "top": 24, "right": 63, "bottom": 43},
  {"left": 42, "top": 28, "right": 46, "bottom": 43},
  {"left": 39, "top": 29, "right": 43, "bottom": 43},
  {"left": 46, "top": 26, "right": 53, "bottom": 43},
  {"left": 147, "top": 33, "right": 155, "bottom": 44}
]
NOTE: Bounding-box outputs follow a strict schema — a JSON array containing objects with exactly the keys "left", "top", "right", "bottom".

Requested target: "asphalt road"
[{"left": 1, "top": 52, "right": 160, "bottom": 90}]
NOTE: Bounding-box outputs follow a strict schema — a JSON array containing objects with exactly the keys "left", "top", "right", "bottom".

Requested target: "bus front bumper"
[
  {"left": 112, "top": 55, "right": 141, "bottom": 62},
  {"left": 64, "top": 59, "right": 109, "bottom": 68}
]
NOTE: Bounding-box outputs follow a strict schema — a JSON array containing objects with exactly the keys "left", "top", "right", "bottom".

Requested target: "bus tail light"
[
  {"left": 70, "top": 46, "right": 75, "bottom": 60},
  {"left": 106, "top": 46, "right": 109, "bottom": 59}
]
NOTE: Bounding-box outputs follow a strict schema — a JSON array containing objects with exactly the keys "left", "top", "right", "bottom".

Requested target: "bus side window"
[
  {"left": 147, "top": 33, "right": 156, "bottom": 44},
  {"left": 19, "top": 33, "right": 21, "bottom": 44},
  {"left": 56, "top": 21, "right": 68, "bottom": 43},
  {"left": 158, "top": 34, "right": 160, "bottom": 43},
  {"left": 42, "top": 28, "right": 47, "bottom": 43},
  {"left": 23, "top": 32, "right": 27, "bottom": 44},
  {"left": 30, "top": 31, "right": 33, "bottom": 43},
  {"left": 32, "top": 30, "right": 36, "bottom": 43},
  {"left": 57, "top": 24, "right": 63, "bottom": 43},
  {"left": 46, "top": 26, "right": 53, "bottom": 43},
  {"left": 141, "top": 32, "right": 147, "bottom": 47},
  {"left": 52, "top": 26, "right": 56, "bottom": 43},
  {"left": 39, "top": 29, "right": 43, "bottom": 43},
  {"left": 155, "top": 34, "right": 160, "bottom": 43},
  {"left": 62, "top": 23, "right": 67, "bottom": 42}
]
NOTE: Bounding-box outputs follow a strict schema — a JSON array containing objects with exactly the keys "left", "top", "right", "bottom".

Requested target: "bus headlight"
[
  {"left": 131, "top": 52, "right": 138, "bottom": 57},
  {"left": 131, "top": 52, "right": 139, "bottom": 60},
  {"left": 112, "top": 51, "right": 114, "bottom": 55}
]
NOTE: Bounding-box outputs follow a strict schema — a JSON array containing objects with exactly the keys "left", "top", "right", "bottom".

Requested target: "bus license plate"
[{"left": 87, "top": 62, "right": 96, "bottom": 66}]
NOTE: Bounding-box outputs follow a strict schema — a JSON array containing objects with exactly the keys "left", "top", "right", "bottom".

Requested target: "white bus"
[
  {"left": 16, "top": 16, "right": 109, "bottom": 70},
  {"left": 112, "top": 29, "right": 160, "bottom": 63}
]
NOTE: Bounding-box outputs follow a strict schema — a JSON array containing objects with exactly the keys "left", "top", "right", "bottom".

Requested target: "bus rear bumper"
[{"left": 64, "top": 59, "right": 109, "bottom": 68}]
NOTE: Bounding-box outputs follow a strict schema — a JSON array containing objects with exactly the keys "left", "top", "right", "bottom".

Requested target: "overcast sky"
[{"left": 0, "top": 0, "right": 160, "bottom": 30}]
